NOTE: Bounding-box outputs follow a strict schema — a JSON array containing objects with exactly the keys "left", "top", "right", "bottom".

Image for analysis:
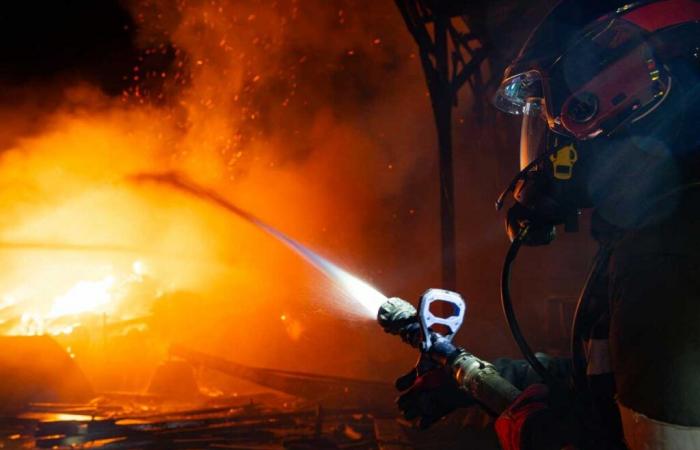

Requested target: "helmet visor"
[{"left": 520, "top": 99, "right": 548, "bottom": 170}]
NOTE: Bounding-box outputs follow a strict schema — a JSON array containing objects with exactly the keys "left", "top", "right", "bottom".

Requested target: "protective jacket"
[{"left": 494, "top": 184, "right": 700, "bottom": 450}]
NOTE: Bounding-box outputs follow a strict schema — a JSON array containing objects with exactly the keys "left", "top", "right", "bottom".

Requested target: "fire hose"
[
  {"left": 376, "top": 227, "right": 559, "bottom": 415},
  {"left": 377, "top": 290, "right": 521, "bottom": 415}
]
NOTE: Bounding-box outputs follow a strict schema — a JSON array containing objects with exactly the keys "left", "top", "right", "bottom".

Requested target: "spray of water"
[{"left": 130, "top": 172, "right": 388, "bottom": 318}]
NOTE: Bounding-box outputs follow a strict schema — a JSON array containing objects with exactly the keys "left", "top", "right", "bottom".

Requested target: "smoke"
[{"left": 0, "top": 0, "right": 439, "bottom": 387}]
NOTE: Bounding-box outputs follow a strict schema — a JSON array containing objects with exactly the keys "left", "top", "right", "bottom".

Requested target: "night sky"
[{"left": 0, "top": 2, "right": 141, "bottom": 90}]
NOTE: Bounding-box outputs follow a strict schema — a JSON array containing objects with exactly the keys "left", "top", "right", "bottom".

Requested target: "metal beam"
[{"left": 394, "top": 0, "right": 490, "bottom": 290}]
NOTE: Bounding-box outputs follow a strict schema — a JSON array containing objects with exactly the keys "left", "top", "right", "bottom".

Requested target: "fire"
[
  {"left": 5, "top": 260, "right": 155, "bottom": 336},
  {"left": 49, "top": 276, "right": 116, "bottom": 318},
  {"left": 0, "top": 0, "right": 430, "bottom": 386},
  {"left": 18, "top": 313, "right": 44, "bottom": 336}
]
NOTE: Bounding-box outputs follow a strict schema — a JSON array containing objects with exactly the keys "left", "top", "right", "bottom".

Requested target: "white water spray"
[{"left": 132, "top": 172, "right": 387, "bottom": 318}]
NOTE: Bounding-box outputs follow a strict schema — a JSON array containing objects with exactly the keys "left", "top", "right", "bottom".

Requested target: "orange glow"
[
  {"left": 0, "top": 0, "right": 431, "bottom": 391},
  {"left": 282, "top": 314, "right": 304, "bottom": 341}
]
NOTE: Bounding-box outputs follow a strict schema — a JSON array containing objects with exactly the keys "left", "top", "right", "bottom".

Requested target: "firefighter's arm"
[{"left": 450, "top": 352, "right": 576, "bottom": 450}]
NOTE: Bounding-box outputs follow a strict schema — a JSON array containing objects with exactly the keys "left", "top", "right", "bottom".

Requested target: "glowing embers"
[{"left": 279, "top": 312, "right": 303, "bottom": 340}]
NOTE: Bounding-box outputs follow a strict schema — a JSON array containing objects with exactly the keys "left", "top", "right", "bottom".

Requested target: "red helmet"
[
  {"left": 495, "top": 0, "right": 700, "bottom": 171},
  {"left": 494, "top": 0, "right": 700, "bottom": 244}
]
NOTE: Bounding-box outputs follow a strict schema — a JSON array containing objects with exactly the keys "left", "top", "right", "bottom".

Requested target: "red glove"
[
  {"left": 395, "top": 366, "right": 475, "bottom": 429},
  {"left": 495, "top": 384, "right": 551, "bottom": 450}
]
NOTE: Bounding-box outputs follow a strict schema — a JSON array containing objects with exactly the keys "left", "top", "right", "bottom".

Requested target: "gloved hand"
[
  {"left": 506, "top": 202, "right": 556, "bottom": 246},
  {"left": 495, "top": 384, "right": 563, "bottom": 450},
  {"left": 395, "top": 365, "right": 475, "bottom": 429}
]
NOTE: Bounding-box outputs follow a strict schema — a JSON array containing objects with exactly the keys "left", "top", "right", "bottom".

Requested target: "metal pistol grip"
[{"left": 418, "top": 288, "right": 466, "bottom": 352}]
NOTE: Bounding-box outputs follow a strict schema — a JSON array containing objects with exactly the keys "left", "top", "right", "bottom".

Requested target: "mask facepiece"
[{"left": 495, "top": 95, "right": 582, "bottom": 245}]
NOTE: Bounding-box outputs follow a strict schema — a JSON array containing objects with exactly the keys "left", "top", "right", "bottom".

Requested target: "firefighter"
[{"left": 394, "top": 1, "right": 700, "bottom": 448}]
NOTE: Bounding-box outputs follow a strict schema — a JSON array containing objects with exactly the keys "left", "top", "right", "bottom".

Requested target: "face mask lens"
[
  {"left": 494, "top": 71, "right": 544, "bottom": 115},
  {"left": 520, "top": 100, "right": 548, "bottom": 170}
]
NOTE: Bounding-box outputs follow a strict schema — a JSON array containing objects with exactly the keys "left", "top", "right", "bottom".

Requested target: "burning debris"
[
  {"left": 0, "top": 335, "right": 499, "bottom": 449},
  {"left": 169, "top": 344, "right": 395, "bottom": 412},
  {"left": 2, "top": 395, "right": 382, "bottom": 449},
  {"left": 0, "top": 335, "right": 398, "bottom": 449}
]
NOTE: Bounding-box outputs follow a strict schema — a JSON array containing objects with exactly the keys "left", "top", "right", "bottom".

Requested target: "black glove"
[
  {"left": 395, "top": 364, "right": 475, "bottom": 429},
  {"left": 506, "top": 202, "right": 556, "bottom": 246}
]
